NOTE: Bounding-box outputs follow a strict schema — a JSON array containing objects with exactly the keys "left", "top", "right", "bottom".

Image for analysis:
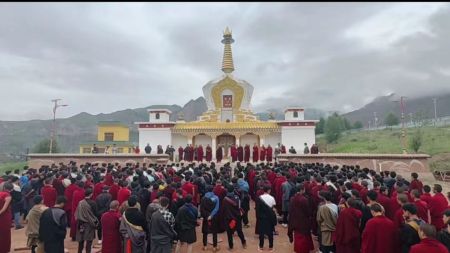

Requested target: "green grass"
[
  {"left": 318, "top": 126, "right": 450, "bottom": 155},
  {"left": 0, "top": 162, "right": 27, "bottom": 176},
  {"left": 317, "top": 126, "right": 450, "bottom": 171}
]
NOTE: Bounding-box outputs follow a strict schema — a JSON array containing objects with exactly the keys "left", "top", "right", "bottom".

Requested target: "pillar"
[
  {"left": 211, "top": 136, "right": 217, "bottom": 160},
  {"left": 260, "top": 135, "right": 265, "bottom": 145},
  {"left": 235, "top": 134, "right": 241, "bottom": 146},
  {"left": 187, "top": 134, "right": 193, "bottom": 145}
]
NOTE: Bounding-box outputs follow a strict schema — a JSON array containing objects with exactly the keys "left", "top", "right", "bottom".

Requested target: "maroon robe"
[
  {"left": 178, "top": 146, "right": 184, "bottom": 161},
  {"left": 189, "top": 146, "right": 194, "bottom": 162},
  {"left": 117, "top": 187, "right": 131, "bottom": 206},
  {"left": 70, "top": 188, "right": 85, "bottom": 238},
  {"left": 205, "top": 146, "right": 212, "bottom": 162},
  {"left": 429, "top": 192, "right": 448, "bottom": 230},
  {"left": 273, "top": 175, "right": 287, "bottom": 214},
  {"left": 197, "top": 145, "right": 204, "bottom": 162},
  {"left": 409, "top": 179, "right": 423, "bottom": 194},
  {"left": 101, "top": 210, "right": 122, "bottom": 253},
  {"left": 244, "top": 145, "right": 250, "bottom": 162},
  {"left": 41, "top": 185, "right": 57, "bottom": 208},
  {"left": 237, "top": 146, "right": 244, "bottom": 162},
  {"left": 64, "top": 183, "right": 80, "bottom": 226},
  {"left": 409, "top": 238, "right": 449, "bottom": 253},
  {"left": 336, "top": 207, "right": 362, "bottom": 253},
  {"left": 420, "top": 193, "right": 433, "bottom": 206},
  {"left": 361, "top": 215, "right": 399, "bottom": 253},
  {"left": 109, "top": 183, "right": 120, "bottom": 201},
  {"left": 260, "top": 146, "right": 266, "bottom": 161},
  {"left": 288, "top": 193, "right": 314, "bottom": 253},
  {"left": 93, "top": 182, "right": 105, "bottom": 200},
  {"left": 414, "top": 199, "right": 429, "bottom": 222},
  {"left": 252, "top": 145, "right": 259, "bottom": 162},
  {"left": 0, "top": 191, "right": 11, "bottom": 253},
  {"left": 266, "top": 146, "right": 273, "bottom": 162},
  {"left": 230, "top": 146, "right": 237, "bottom": 162},
  {"left": 393, "top": 208, "right": 405, "bottom": 229},
  {"left": 216, "top": 147, "right": 223, "bottom": 163},
  {"left": 377, "top": 193, "right": 395, "bottom": 220},
  {"left": 248, "top": 168, "right": 256, "bottom": 200}
]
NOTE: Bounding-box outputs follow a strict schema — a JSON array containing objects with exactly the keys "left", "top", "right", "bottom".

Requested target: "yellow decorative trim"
[
  {"left": 211, "top": 76, "right": 244, "bottom": 110},
  {"left": 173, "top": 121, "right": 280, "bottom": 131}
]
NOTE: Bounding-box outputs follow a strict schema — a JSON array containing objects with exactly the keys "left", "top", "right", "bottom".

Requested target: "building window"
[
  {"left": 156, "top": 113, "right": 160, "bottom": 120},
  {"left": 293, "top": 111, "right": 298, "bottom": 118},
  {"left": 82, "top": 148, "right": 91, "bottom": 154},
  {"left": 104, "top": 132, "right": 114, "bottom": 141}
]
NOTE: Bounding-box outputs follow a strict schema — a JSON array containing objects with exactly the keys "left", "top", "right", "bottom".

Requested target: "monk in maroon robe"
[
  {"left": 197, "top": 145, "right": 203, "bottom": 162},
  {"left": 41, "top": 179, "right": 57, "bottom": 208},
  {"left": 216, "top": 145, "right": 223, "bottom": 163},
  {"left": 429, "top": 184, "right": 448, "bottom": 230},
  {"left": 248, "top": 168, "right": 257, "bottom": 200},
  {"left": 101, "top": 200, "right": 122, "bottom": 253},
  {"left": 71, "top": 183, "right": 86, "bottom": 239},
  {"left": 252, "top": 144, "right": 259, "bottom": 162},
  {"left": 178, "top": 146, "right": 184, "bottom": 161},
  {"left": 205, "top": 144, "right": 212, "bottom": 162},
  {"left": 0, "top": 184, "right": 12, "bottom": 253},
  {"left": 189, "top": 145, "right": 194, "bottom": 162},
  {"left": 361, "top": 203, "right": 399, "bottom": 253},
  {"left": 231, "top": 145, "right": 237, "bottom": 162},
  {"left": 336, "top": 199, "right": 363, "bottom": 253},
  {"left": 266, "top": 145, "right": 273, "bottom": 162},
  {"left": 281, "top": 145, "right": 286, "bottom": 154},
  {"left": 409, "top": 173, "right": 423, "bottom": 194},
  {"left": 273, "top": 173, "right": 286, "bottom": 215},
  {"left": 260, "top": 145, "right": 266, "bottom": 161},
  {"left": 244, "top": 144, "right": 250, "bottom": 163},
  {"left": 288, "top": 184, "right": 314, "bottom": 253},
  {"left": 64, "top": 180, "right": 80, "bottom": 227},
  {"left": 237, "top": 145, "right": 244, "bottom": 162},
  {"left": 409, "top": 223, "right": 448, "bottom": 253},
  {"left": 93, "top": 181, "right": 105, "bottom": 200}
]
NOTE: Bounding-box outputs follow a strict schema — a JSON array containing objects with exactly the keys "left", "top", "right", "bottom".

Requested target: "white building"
[{"left": 136, "top": 27, "right": 317, "bottom": 159}]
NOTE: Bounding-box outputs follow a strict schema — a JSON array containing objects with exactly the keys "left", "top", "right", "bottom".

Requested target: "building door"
[{"left": 216, "top": 134, "right": 235, "bottom": 158}]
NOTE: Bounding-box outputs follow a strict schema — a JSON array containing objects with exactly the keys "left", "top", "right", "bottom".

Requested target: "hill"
[{"left": 343, "top": 93, "right": 450, "bottom": 125}]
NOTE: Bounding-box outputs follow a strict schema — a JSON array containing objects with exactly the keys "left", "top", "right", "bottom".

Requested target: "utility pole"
[
  {"left": 49, "top": 99, "right": 68, "bottom": 153},
  {"left": 393, "top": 96, "right": 408, "bottom": 154},
  {"left": 432, "top": 97, "right": 437, "bottom": 126}
]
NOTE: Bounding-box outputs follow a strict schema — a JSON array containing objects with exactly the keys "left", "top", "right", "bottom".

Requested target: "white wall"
[
  {"left": 285, "top": 110, "right": 304, "bottom": 121},
  {"left": 281, "top": 127, "right": 315, "bottom": 152},
  {"left": 194, "top": 134, "right": 212, "bottom": 147},
  {"left": 172, "top": 133, "right": 187, "bottom": 149},
  {"left": 240, "top": 134, "right": 259, "bottom": 146},
  {"left": 264, "top": 132, "right": 281, "bottom": 148},
  {"left": 138, "top": 128, "right": 171, "bottom": 153},
  {"left": 149, "top": 112, "right": 171, "bottom": 123}
]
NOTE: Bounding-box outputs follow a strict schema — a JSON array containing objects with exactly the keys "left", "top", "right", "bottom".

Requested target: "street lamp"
[{"left": 49, "top": 99, "right": 68, "bottom": 153}]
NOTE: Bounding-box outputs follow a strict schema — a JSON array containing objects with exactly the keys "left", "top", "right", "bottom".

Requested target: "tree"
[
  {"left": 409, "top": 129, "right": 423, "bottom": 153},
  {"left": 353, "top": 121, "right": 363, "bottom": 129},
  {"left": 324, "top": 113, "right": 345, "bottom": 143},
  {"left": 32, "top": 139, "right": 61, "bottom": 153},
  {"left": 315, "top": 117, "right": 326, "bottom": 134},
  {"left": 384, "top": 112, "right": 399, "bottom": 129},
  {"left": 343, "top": 117, "right": 352, "bottom": 130}
]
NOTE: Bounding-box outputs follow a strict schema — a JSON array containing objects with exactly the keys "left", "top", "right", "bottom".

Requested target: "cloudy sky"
[{"left": 1, "top": 2, "right": 450, "bottom": 121}]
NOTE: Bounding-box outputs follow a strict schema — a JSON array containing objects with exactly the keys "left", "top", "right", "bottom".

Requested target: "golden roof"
[{"left": 173, "top": 121, "right": 280, "bottom": 131}]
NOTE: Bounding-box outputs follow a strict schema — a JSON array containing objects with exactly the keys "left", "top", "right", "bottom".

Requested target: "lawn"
[{"left": 0, "top": 162, "right": 27, "bottom": 176}]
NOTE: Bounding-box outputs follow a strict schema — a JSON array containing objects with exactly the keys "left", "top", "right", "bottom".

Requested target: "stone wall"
[{"left": 27, "top": 153, "right": 170, "bottom": 168}]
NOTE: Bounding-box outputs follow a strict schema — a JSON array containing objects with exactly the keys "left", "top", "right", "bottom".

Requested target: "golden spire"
[{"left": 221, "top": 27, "right": 235, "bottom": 74}]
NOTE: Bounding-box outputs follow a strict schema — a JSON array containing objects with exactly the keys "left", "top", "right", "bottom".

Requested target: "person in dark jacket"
[
  {"left": 150, "top": 197, "right": 176, "bottom": 253},
  {"left": 95, "top": 185, "right": 112, "bottom": 245},
  {"left": 222, "top": 185, "right": 247, "bottom": 250},
  {"left": 437, "top": 209, "right": 450, "bottom": 252},
  {"left": 39, "top": 196, "right": 68, "bottom": 253},
  {"left": 400, "top": 203, "right": 425, "bottom": 253},
  {"left": 175, "top": 194, "right": 198, "bottom": 253}
]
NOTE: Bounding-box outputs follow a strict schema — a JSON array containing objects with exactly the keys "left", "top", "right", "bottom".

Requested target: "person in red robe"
[
  {"left": 64, "top": 178, "right": 80, "bottom": 227},
  {"left": 109, "top": 178, "right": 120, "bottom": 201},
  {"left": 230, "top": 144, "right": 237, "bottom": 162},
  {"left": 393, "top": 193, "right": 409, "bottom": 229},
  {"left": 71, "top": 182, "right": 86, "bottom": 240},
  {"left": 430, "top": 184, "right": 448, "bottom": 230},
  {"left": 216, "top": 145, "right": 223, "bottom": 163},
  {"left": 273, "top": 172, "right": 287, "bottom": 215},
  {"left": 410, "top": 223, "right": 449, "bottom": 253},
  {"left": 362, "top": 203, "right": 399, "bottom": 253},
  {"left": 420, "top": 185, "right": 433, "bottom": 206},
  {"left": 410, "top": 173, "right": 424, "bottom": 195},
  {"left": 336, "top": 198, "right": 363, "bottom": 253},
  {"left": 101, "top": 200, "right": 122, "bottom": 253},
  {"left": 117, "top": 181, "right": 131, "bottom": 206},
  {"left": 93, "top": 180, "right": 105, "bottom": 200},
  {"left": 237, "top": 145, "right": 244, "bottom": 162},
  {"left": 266, "top": 145, "right": 273, "bottom": 162},
  {"left": 182, "top": 177, "right": 199, "bottom": 206},
  {"left": 178, "top": 146, "right": 184, "bottom": 162},
  {"left": 213, "top": 180, "right": 227, "bottom": 201},
  {"left": 252, "top": 144, "right": 259, "bottom": 163},
  {"left": 411, "top": 189, "right": 430, "bottom": 222},
  {"left": 260, "top": 145, "right": 266, "bottom": 162},
  {"left": 281, "top": 145, "right": 286, "bottom": 154},
  {"left": 288, "top": 183, "right": 314, "bottom": 253},
  {"left": 197, "top": 145, "right": 204, "bottom": 162},
  {"left": 0, "top": 183, "right": 12, "bottom": 253},
  {"left": 189, "top": 144, "right": 194, "bottom": 162},
  {"left": 244, "top": 144, "right": 250, "bottom": 163},
  {"left": 377, "top": 186, "right": 395, "bottom": 220},
  {"left": 205, "top": 144, "right": 212, "bottom": 162},
  {"left": 41, "top": 178, "right": 57, "bottom": 208},
  {"left": 248, "top": 168, "right": 257, "bottom": 200}
]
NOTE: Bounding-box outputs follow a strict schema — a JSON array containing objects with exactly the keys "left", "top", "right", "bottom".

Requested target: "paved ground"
[{"left": 10, "top": 202, "right": 318, "bottom": 253}]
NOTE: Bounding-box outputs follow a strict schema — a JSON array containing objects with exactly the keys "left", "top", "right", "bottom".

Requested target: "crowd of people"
[{"left": 0, "top": 160, "right": 449, "bottom": 253}]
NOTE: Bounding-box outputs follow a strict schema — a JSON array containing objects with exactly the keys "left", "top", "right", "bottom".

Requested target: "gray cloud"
[{"left": 0, "top": 2, "right": 449, "bottom": 120}]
